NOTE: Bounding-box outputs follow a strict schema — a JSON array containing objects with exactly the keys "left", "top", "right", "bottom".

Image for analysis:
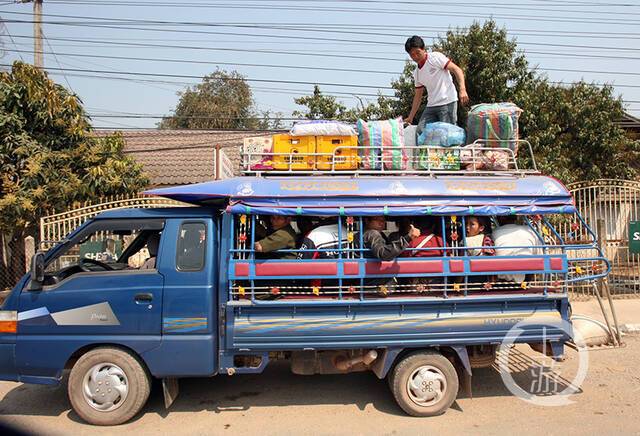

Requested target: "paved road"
[{"left": 1, "top": 337, "right": 639, "bottom": 435}]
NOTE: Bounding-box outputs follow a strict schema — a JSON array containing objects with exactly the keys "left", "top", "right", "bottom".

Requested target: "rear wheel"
[
  {"left": 390, "top": 350, "right": 459, "bottom": 417},
  {"left": 68, "top": 347, "right": 151, "bottom": 426}
]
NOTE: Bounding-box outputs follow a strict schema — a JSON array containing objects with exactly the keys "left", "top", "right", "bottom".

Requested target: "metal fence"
[
  {"left": 0, "top": 232, "right": 30, "bottom": 293},
  {"left": 39, "top": 195, "right": 187, "bottom": 250},
  {"left": 566, "top": 179, "right": 640, "bottom": 298}
]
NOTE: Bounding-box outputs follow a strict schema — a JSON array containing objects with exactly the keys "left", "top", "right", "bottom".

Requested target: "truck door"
[
  {"left": 142, "top": 218, "right": 218, "bottom": 377},
  {"left": 16, "top": 219, "right": 165, "bottom": 380}
]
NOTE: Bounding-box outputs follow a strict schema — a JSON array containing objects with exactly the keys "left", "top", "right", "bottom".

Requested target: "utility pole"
[
  {"left": 33, "top": 0, "right": 43, "bottom": 68},
  {"left": 19, "top": 0, "right": 43, "bottom": 68}
]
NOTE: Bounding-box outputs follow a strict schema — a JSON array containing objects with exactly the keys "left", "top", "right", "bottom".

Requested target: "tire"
[
  {"left": 68, "top": 347, "right": 151, "bottom": 426},
  {"left": 390, "top": 350, "right": 459, "bottom": 417}
]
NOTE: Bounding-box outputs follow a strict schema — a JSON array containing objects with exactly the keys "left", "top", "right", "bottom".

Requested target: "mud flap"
[
  {"left": 450, "top": 345, "right": 473, "bottom": 399},
  {"left": 163, "top": 377, "right": 179, "bottom": 409}
]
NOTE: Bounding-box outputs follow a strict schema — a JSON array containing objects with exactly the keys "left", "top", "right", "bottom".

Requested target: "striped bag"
[
  {"left": 466, "top": 103, "right": 523, "bottom": 152},
  {"left": 357, "top": 117, "right": 406, "bottom": 170}
]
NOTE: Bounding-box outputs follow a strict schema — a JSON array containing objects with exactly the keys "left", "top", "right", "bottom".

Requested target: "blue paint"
[{"left": 0, "top": 176, "right": 603, "bottom": 395}]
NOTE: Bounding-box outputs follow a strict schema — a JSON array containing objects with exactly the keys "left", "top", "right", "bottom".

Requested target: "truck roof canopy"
[{"left": 145, "top": 176, "right": 576, "bottom": 216}]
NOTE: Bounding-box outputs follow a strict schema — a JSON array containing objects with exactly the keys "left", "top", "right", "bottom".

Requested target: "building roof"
[
  {"left": 93, "top": 129, "right": 278, "bottom": 187},
  {"left": 616, "top": 112, "right": 640, "bottom": 139}
]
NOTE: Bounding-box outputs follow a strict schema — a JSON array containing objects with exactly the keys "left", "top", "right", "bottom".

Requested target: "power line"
[
  {"left": 42, "top": 31, "right": 74, "bottom": 92},
  {"left": 6, "top": 10, "right": 640, "bottom": 37},
  {"left": 5, "top": 34, "right": 403, "bottom": 63},
  {"left": 43, "top": 2, "right": 639, "bottom": 26},
  {"left": 43, "top": 71, "right": 395, "bottom": 98},
  {"left": 5, "top": 47, "right": 640, "bottom": 88},
  {"left": 42, "top": 0, "right": 640, "bottom": 14},
  {"left": 4, "top": 13, "right": 640, "bottom": 52}
]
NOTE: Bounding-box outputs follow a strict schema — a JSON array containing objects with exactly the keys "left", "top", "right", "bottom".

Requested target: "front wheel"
[
  {"left": 389, "top": 350, "right": 459, "bottom": 417},
  {"left": 68, "top": 347, "right": 151, "bottom": 426}
]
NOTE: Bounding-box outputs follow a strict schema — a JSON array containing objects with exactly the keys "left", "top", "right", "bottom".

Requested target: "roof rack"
[{"left": 241, "top": 139, "right": 539, "bottom": 178}]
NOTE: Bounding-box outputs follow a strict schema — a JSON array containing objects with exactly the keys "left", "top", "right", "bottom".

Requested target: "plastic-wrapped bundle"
[
  {"left": 357, "top": 117, "right": 406, "bottom": 170},
  {"left": 460, "top": 144, "right": 512, "bottom": 171},
  {"left": 290, "top": 120, "right": 356, "bottom": 136},
  {"left": 417, "top": 122, "right": 466, "bottom": 147},
  {"left": 466, "top": 102, "right": 523, "bottom": 152}
]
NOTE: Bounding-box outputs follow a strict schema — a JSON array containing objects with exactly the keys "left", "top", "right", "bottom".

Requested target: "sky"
[{"left": 1, "top": 0, "right": 639, "bottom": 129}]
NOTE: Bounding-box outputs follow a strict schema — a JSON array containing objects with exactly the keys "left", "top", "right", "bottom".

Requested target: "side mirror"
[{"left": 27, "top": 251, "right": 45, "bottom": 291}]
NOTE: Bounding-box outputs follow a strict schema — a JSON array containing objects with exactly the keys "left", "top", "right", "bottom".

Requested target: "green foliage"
[
  {"left": 293, "top": 85, "right": 396, "bottom": 122},
  {"left": 517, "top": 80, "right": 639, "bottom": 183},
  {"left": 0, "top": 61, "right": 148, "bottom": 234},
  {"left": 159, "top": 69, "right": 282, "bottom": 129},
  {"left": 292, "top": 85, "right": 349, "bottom": 120},
  {"left": 433, "top": 21, "right": 535, "bottom": 126}
]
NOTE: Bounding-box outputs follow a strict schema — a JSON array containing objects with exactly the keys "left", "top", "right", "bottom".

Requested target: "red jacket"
[{"left": 402, "top": 234, "right": 444, "bottom": 257}]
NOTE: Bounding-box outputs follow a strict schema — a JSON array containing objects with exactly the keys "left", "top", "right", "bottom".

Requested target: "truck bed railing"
[{"left": 241, "top": 140, "right": 539, "bottom": 177}]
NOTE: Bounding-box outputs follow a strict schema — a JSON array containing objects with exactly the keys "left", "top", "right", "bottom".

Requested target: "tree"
[
  {"left": 293, "top": 85, "right": 395, "bottom": 122},
  {"left": 159, "top": 69, "right": 281, "bottom": 130},
  {"left": 0, "top": 61, "right": 148, "bottom": 288},
  {"left": 292, "top": 85, "right": 349, "bottom": 120},
  {"left": 517, "top": 79, "right": 639, "bottom": 182},
  {"left": 433, "top": 21, "right": 535, "bottom": 126}
]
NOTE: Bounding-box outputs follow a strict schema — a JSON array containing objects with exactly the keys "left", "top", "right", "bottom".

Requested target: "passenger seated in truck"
[
  {"left": 465, "top": 216, "right": 496, "bottom": 287},
  {"left": 465, "top": 216, "right": 495, "bottom": 257},
  {"left": 388, "top": 217, "right": 411, "bottom": 243},
  {"left": 402, "top": 216, "right": 444, "bottom": 257},
  {"left": 297, "top": 217, "right": 347, "bottom": 259},
  {"left": 492, "top": 215, "right": 540, "bottom": 283},
  {"left": 254, "top": 215, "right": 297, "bottom": 259},
  {"left": 140, "top": 233, "right": 161, "bottom": 270},
  {"left": 364, "top": 216, "right": 420, "bottom": 261},
  {"left": 401, "top": 216, "right": 444, "bottom": 291}
]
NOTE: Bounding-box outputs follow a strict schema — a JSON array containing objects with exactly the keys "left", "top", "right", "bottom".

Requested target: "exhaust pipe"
[{"left": 334, "top": 350, "right": 378, "bottom": 371}]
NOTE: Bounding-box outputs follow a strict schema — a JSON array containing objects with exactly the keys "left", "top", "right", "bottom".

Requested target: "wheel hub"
[
  {"left": 407, "top": 365, "right": 447, "bottom": 406},
  {"left": 82, "top": 363, "right": 129, "bottom": 412}
]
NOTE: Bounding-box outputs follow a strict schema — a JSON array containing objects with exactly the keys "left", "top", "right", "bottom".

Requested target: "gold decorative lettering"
[
  {"left": 280, "top": 181, "right": 359, "bottom": 192},
  {"left": 445, "top": 181, "right": 517, "bottom": 192}
]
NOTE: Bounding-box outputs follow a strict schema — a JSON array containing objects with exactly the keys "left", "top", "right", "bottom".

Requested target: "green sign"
[
  {"left": 79, "top": 240, "right": 123, "bottom": 261},
  {"left": 631, "top": 221, "right": 640, "bottom": 254}
]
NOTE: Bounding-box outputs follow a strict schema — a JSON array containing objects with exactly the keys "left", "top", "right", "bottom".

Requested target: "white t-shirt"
[
  {"left": 492, "top": 224, "right": 541, "bottom": 283},
  {"left": 413, "top": 51, "right": 458, "bottom": 108}
]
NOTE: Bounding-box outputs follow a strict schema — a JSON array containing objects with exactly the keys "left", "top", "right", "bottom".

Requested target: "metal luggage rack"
[{"left": 241, "top": 139, "right": 539, "bottom": 177}]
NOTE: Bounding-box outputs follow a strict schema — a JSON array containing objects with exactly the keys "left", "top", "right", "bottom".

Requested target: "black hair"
[
  {"left": 405, "top": 35, "right": 425, "bottom": 53},
  {"left": 414, "top": 216, "right": 436, "bottom": 232}
]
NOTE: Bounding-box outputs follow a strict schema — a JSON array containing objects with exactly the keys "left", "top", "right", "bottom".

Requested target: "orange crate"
[
  {"left": 272, "top": 134, "right": 316, "bottom": 170},
  {"left": 316, "top": 135, "right": 358, "bottom": 170}
]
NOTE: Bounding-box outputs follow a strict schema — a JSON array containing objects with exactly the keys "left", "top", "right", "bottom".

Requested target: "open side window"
[
  {"left": 227, "top": 212, "right": 605, "bottom": 302},
  {"left": 42, "top": 219, "right": 165, "bottom": 285}
]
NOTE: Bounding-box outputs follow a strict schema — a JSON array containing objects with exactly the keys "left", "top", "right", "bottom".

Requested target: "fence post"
[
  {"left": 215, "top": 143, "right": 221, "bottom": 180},
  {"left": 24, "top": 236, "right": 35, "bottom": 272}
]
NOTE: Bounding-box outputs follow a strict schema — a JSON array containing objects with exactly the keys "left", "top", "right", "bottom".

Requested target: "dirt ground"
[{"left": 0, "top": 336, "right": 638, "bottom": 436}]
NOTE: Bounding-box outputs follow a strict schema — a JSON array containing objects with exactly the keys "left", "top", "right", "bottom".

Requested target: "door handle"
[{"left": 134, "top": 292, "right": 153, "bottom": 303}]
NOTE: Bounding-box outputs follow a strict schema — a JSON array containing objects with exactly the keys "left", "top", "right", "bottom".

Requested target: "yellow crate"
[
  {"left": 316, "top": 135, "right": 358, "bottom": 170},
  {"left": 272, "top": 134, "right": 316, "bottom": 170}
]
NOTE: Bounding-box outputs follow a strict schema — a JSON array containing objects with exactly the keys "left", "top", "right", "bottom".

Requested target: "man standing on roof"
[{"left": 403, "top": 35, "right": 469, "bottom": 133}]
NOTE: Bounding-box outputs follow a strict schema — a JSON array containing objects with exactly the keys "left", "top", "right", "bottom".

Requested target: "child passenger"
[{"left": 465, "top": 216, "right": 495, "bottom": 256}]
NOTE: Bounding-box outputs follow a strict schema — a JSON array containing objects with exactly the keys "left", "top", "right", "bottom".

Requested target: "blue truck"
[{"left": 0, "top": 175, "right": 607, "bottom": 425}]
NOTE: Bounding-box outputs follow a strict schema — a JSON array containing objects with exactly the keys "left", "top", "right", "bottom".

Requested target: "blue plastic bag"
[{"left": 417, "top": 122, "right": 466, "bottom": 147}]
